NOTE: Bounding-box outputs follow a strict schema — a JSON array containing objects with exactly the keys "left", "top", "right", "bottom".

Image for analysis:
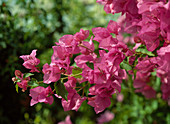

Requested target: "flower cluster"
[
  {"left": 13, "top": 0, "right": 170, "bottom": 114},
  {"left": 13, "top": 20, "right": 127, "bottom": 113},
  {"left": 97, "top": 0, "right": 170, "bottom": 100}
]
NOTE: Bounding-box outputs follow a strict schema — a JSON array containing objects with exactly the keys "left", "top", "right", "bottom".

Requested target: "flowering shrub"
[{"left": 13, "top": 0, "right": 170, "bottom": 115}]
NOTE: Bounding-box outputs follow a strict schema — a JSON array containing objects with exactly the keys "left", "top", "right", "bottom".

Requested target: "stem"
[
  {"left": 61, "top": 76, "right": 69, "bottom": 80},
  {"left": 128, "top": 49, "right": 135, "bottom": 54},
  {"left": 127, "top": 74, "right": 134, "bottom": 92},
  {"left": 78, "top": 44, "right": 93, "bottom": 52},
  {"left": 82, "top": 88, "right": 85, "bottom": 97},
  {"left": 77, "top": 82, "right": 89, "bottom": 92},
  {"left": 37, "top": 67, "right": 43, "bottom": 73},
  {"left": 62, "top": 73, "right": 70, "bottom": 76},
  {"left": 37, "top": 81, "right": 43, "bottom": 84},
  {"left": 52, "top": 89, "right": 56, "bottom": 93},
  {"left": 74, "top": 86, "right": 82, "bottom": 89},
  {"left": 61, "top": 72, "right": 82, "bottom": 80},
  {"left": 71, "top": 72, "right": 82, "bottom": 77},
  {"left": 78, "top": 44, "right": 97, "bottom": 55}
]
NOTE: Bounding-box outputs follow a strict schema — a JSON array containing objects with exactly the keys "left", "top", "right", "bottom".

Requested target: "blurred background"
[{"left": 0, "top": 0, "right": 169, "bottom": 124}]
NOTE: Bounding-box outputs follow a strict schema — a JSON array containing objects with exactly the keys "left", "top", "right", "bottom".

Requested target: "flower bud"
[
  {"left": 15, "top": 70, "right": 22, "bottom": 78},
  {"left": 12, "top": 77, "right": 17, "bottom": 82}
]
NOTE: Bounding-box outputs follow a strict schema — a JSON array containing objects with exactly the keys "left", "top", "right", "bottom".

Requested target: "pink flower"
[
  {"left": 92, "top": 27, "right": 110, "bottom": 42},
  {"left": 51, "top": 46, "right": 72, "bottom": 73},
  {"left": 157, "top": 45, "right": 170, "bottom": 56},
  {"left": 161, "top": 1, "right": 170, "bottom": 42},
  {"left": 135, "top": 57, "right": 157, "bottom": 74},
  {"left": 97, "top": 110, "right": 114, "bottom": 124},
  {"left": 17, "top": 80, "right": 28, "bottom": 92},
  {"left": 88, "top": 95, "right": 111, "bottom": 114},
  {"left": 75, "top": 54, "right": 94, "bottom": 68},
  {"left": 58, "top": 115, "right": 72, "bottom": 124},
  {"left": 161, "top": 83, "right": 170, "bottom": 100},
  {"left": 107, "top": 20, "right": 120, "bottom": 35},
  {"left": 136, "top": 85, "right": 156, "bottom": 99},
  {"left": 42, "top": 63, "right": 61, "bottom": 84},
  {"left": 134, "top": 72, "right": 156, "bottom": 99},
  {"left": 87, "top": 81, "right": 121, "bottom": 114},
  {"left": 29, "top": 86, "right": 54, "bottom": 106},
  {"left": 92, "top": 21, "right": 120, "bottom": 50},
  {"left": 79, "top": 36, "right": 95, "bottom": 55},
  {"left": 59, "top": 35, "right": 74, "bottom": 47},
  {"left": 62, "top": 93, "right": 86, "bottom": 111},
  {"left": 61, "top": 78, "right": 86, "bottom": 111},
  {"left": 99, "top": 36, "right": 118, "bottom": 50},
  {"left": 81, "top": 67, "right": 94, "bottom": 84},
  {"left": 14, "top": 70, "right": 30, "bottom": 91},
  {"left": 137, "top": 31, "right": 160, "bottom": 52},
  {"left": 52, "top": 46, "right": 69, "bottom": 61},
  {"left": 156, "top": 45, "right": 170, "bottom": 100},
  {"left": 58, "top": 35, "right": 80, "bottom": 54},
  {"left": 89, "top": 83, "right": 117, "bottom": 98},
  {"left": 74, "top": 29, "right": 89, "bottom": 42},
  {"left": 20, "top": 50, "right": 40, "bottom": 72}
]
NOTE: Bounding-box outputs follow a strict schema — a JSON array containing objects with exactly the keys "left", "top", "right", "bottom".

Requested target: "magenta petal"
[
  {"left": 107, "top": 20, "right": 120, "bottom": 35},
  {"left": 72, "top": 97, "right": 86, "bottom": 111},
  {"left": 30, "top": 99, "right": 38, "bottom": 106},
  {"left": 59, "top": 35, "right": 74, "bottom": 46},
  {"left": 46, "top": 96, "right": 54, "bottom": 105},
  {"left": 88, "top": 96, "right": 111, "bottom": 114}
]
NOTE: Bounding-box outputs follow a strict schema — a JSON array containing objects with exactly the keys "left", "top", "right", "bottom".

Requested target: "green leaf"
[
  {"left": 54, "top": 81, "right": 68, "bottom": 101},
  {"left": 72, "top": 62, "right": 78, "bottom": 67},
  {"left": 28, "top": 78, "right": 49, "bottom": 88},
  {"left": 166, "top": 113, "right": 170, "bottom": 124},
  {"left": 38, "top": 83, "right": 49, "bottom": 88},
  {"left": 15, "top": 84, "right": 19, "bottom": 93},
  {"left": 151, "top": 71, "right": 157, "bottom": 76},
  {"left": 27, "top": 78, "right": 39, "bottom": 87},
  {"left": 23, "top": 73, "right": 34, "bottom": 78},
  {"left": 86, "top": 62, "right": 94, "bottom": 70},
  {"left": 133, "top": 69, "right": 137, "bottom": 80},
  {"left": 72, "top": 67, "right": 82, "bottom": 78},
  {"left": 136, "top": 47, "right": 155, "bottom": 56},
  {"left": 120, "top": 60, "right": 132, "bottom": 71},
  {"left": 14, "top": 76, "right": 21, "bottom": 83},
  {"left": 85, "top": 83, "right": 90, "bottom": 97}
]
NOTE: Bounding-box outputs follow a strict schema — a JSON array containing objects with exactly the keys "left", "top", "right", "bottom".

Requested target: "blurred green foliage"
[{"left": 0, "top": 0, "right": 169, "bottom": 124}]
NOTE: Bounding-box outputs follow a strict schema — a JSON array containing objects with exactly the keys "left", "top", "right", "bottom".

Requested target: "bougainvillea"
[{"left": 12, "top": 0, "right": 170, "bottom": 114}]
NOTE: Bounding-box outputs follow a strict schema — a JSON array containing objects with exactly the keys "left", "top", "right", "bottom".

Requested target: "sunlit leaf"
[
  {"left": 23, "top": 73, "right": 34, "bottom": 78},
  {"left": 120, "top": 60, "right": 132, "bottom": 71},
  {"left": 136, "top": 46, "right": 155, "bottom": 56},
  {"left": 72, "top": 67, "right": 82, "bottom": 78},
  {"left": 15, "top": 84, "right": 18, "bottom": 93}
]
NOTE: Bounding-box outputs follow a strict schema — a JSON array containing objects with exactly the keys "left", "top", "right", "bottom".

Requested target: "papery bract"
[
  {"left": 29, "top": 86, "right": 54, "bottom": 106},
  {"left": 74, "top": 29, "right": 89, "bottom": 41},
  {"left": 88, "top": 95, "right": 111, "bottom": 114},
  {"left": 42, "top": 63, "right": 61, "bottom": 84},
  {"left": 61, "top": 77, "right": 86, "bottom": 111},
  {"left": 14, "top": 70, "right": 30, "bottom": 91},
  {"left": 156, "top": 45, "right": 170, "bottom": 100},
  {"left": 20, "top": 50, "right": 40, "bottom": 72}
]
